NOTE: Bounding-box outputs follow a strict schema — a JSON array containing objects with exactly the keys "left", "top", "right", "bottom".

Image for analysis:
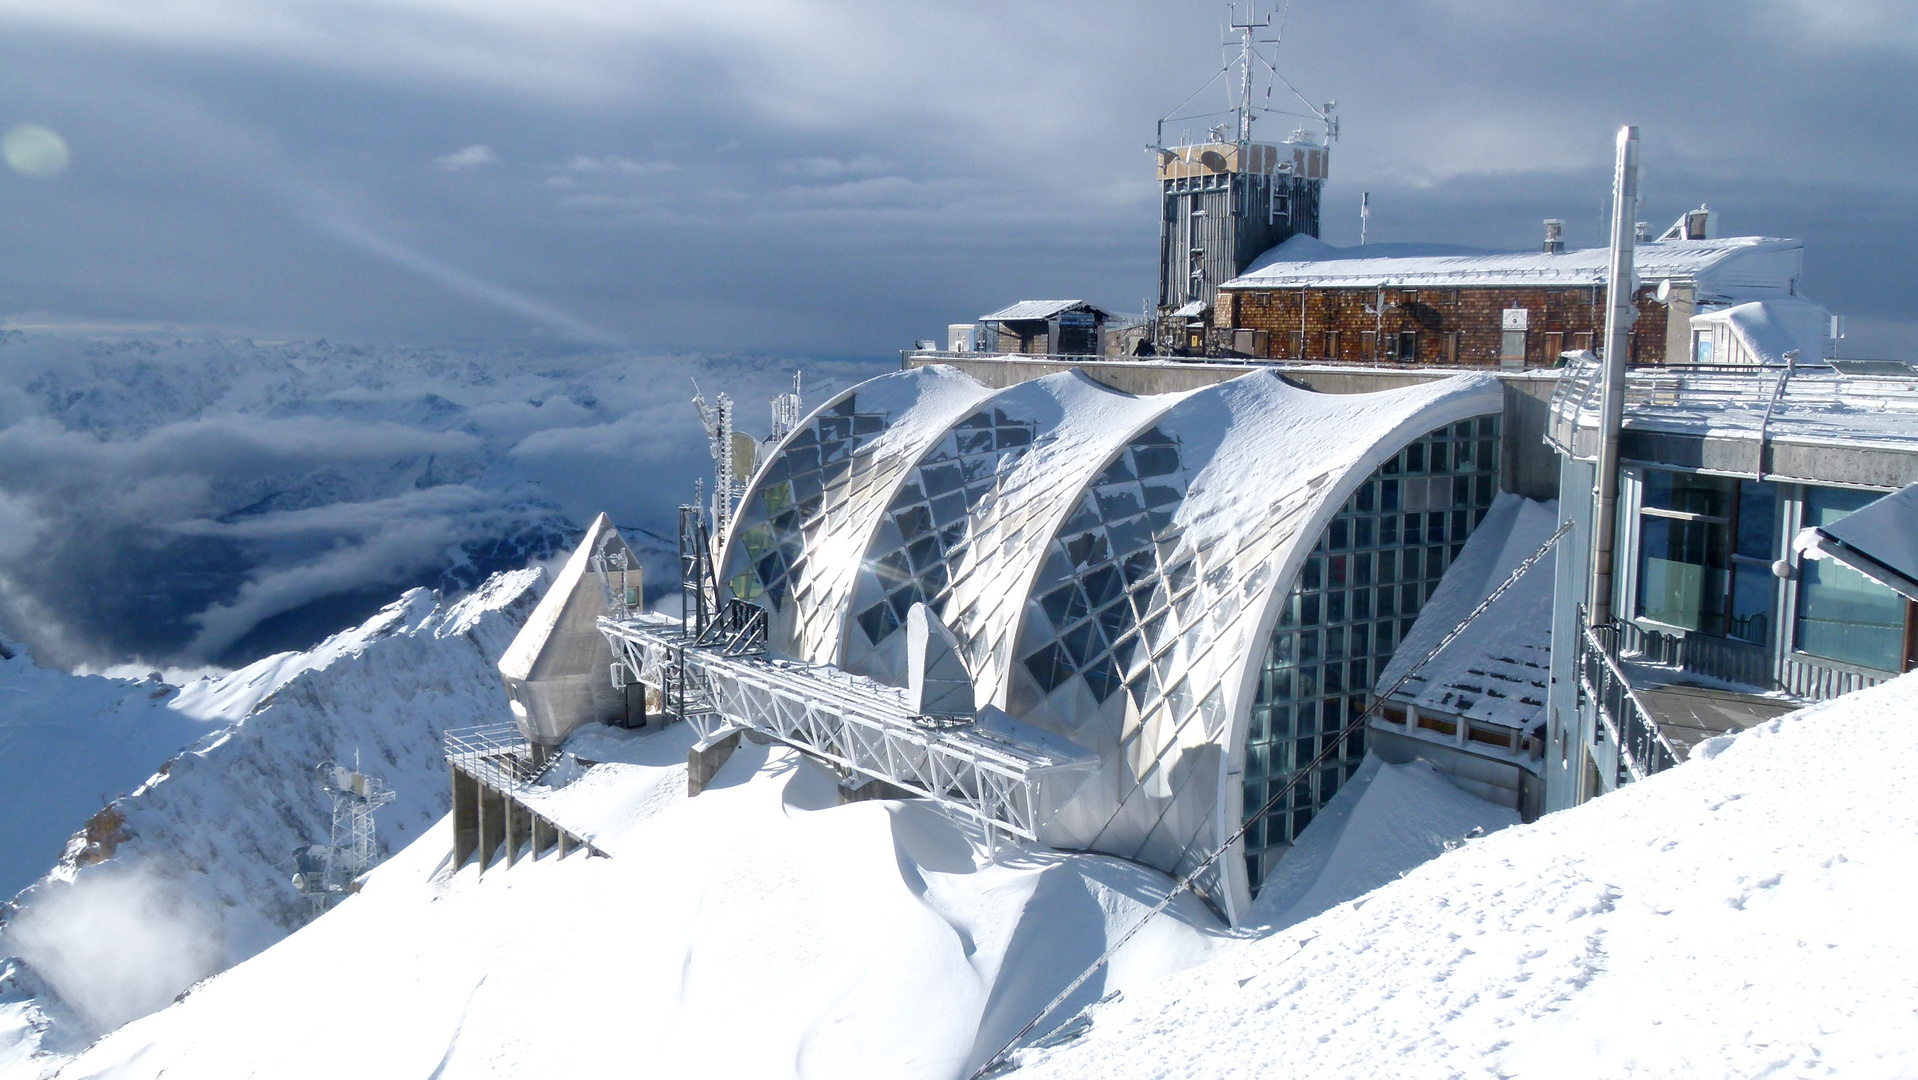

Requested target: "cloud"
[
  {"left": 4, "top": 863, "right": 225, "bottom": 1035},
  {"left": 566, "top": 153, "right": 677, "bottom": 175},
  {"left": 435, "top": 143, "right": 497, "bottom": 170},
  {"left": 0, "top": 336, "right": 881, "bottom": 669}
]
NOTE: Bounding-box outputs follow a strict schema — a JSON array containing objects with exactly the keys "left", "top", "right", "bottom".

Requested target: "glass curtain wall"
[
  {"left": 1795, "top": 487, "right": 1909, "bottom": 672},
  {"left": 1241, "top": 416, "right": 1500, "bottom": 893},
  {"left": 1634, "top": 471, "right": 1778, "bottom": 644}
]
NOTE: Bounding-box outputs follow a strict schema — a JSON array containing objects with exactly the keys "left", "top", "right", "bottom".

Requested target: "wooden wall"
[{"left": 1220, "top": 283, "right": 1671, "bottom": 367}]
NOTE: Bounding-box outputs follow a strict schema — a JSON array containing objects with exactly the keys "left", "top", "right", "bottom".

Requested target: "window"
[
  {"left": 1574, "top": 332, "right": 1594, "bottom": 352},
  {"left": 1693, "top": 330, "right": 1714, "bottom": 365},
  {"left": 1242, "top": 416, "right": 1501, "bottom": 893},
  {"left": 1398, "top": 330, "right": 1418, "bottom": 363},
  {"left": 1794, "top": 487, "right": 1908, "bottom": 671},
  {"left": 1443, "top": 332, "right": 1458, "bottom": 365},
  {"left": 1545, "top": 332, "right": 1564, "bottom": 361},
  {"left": 1360, "top": 330, "right": 1377, "bottom": 359},
  {"left": 1633, "top": 471, "right": 1776, "bottom": 643},
  {"left": 1323, "top": 330, "right": 1340, "bottom": 359}
]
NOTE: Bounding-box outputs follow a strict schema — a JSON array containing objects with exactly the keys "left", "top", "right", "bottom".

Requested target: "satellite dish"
[
  {"left": 1199, "top": 150, "right": 1228, "bottom": 172},
  {"left": 1655, "top": 279, "right": 1671, "bottom": 304}
]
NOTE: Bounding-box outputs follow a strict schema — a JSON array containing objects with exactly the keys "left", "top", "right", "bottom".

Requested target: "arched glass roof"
[
  {"left": 1005, "top": 371, "right": 1504, "bottom": 919},
  {"left": 719, "top": 366, "right": 996, "bottom": 662},
  {"left": 838, "top": 371, "right": 1190, "bottom": 702},
  {"left": 717, "top": 363, "right": 1504, "bottom": 923}
]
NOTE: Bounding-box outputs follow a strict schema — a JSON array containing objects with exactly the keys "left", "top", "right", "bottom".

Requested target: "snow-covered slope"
[
  {"left": 45, "top": 736, "right": 1226, "bottom": 1080},
  {"left": 0, "top": 569, "right": 543, "bottom": 1071},
  {"left": 1011, "top": 670, "right": 1918, "bottom": 1079}
]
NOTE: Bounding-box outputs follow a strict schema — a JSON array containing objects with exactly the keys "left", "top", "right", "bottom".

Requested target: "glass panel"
[
  {"left": 1241, "top": 415, "right": 1501, "bottom": 894},
  {"left": 1636, "top": 513, "right": 1728, "bottom": 634},
  {"left": 1794, "top": 487, "right": 1906, "bottom": 671}
]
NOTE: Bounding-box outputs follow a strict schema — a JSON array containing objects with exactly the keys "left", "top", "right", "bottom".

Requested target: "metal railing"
[
  {"left": 1576, "top": 613, "right": 1682, "bottom": 784},
  {"left": 1611, "top": 620, "right": 1775, "bottom": 691},
  {"left": 444, "top": 724, "right": 547, "bottom": 793},
  {"left": 599, "top": 614, "right": 1096, "bottom": 842},
  {"left": 1547, "top": 353, "right": 1918, "bottom": 458}
]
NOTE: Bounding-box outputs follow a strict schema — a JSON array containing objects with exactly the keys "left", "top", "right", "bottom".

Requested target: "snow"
[
  {"left": 1228, "top": 233, "right": 1803, "bottom": 296},
  {"left": 0, "top": 569, "right": 543, "bottom": 1070},
  {"left": 1374, "top": 493, "right": 1558, "bottom": 730},
  {"left": 1690, "top": 296, "right": 1832, "bottom": 367},
  {"left": 46, "top": 733, "right": 1226, "bottom": 1080},
  {"left": 1794, "top": 482, "right": 1918, "bottom": 601},
  {"left": 1245, "top": 756, "right": 1519, "bottom": 933},
  {"left": 1009, "top": 669, "right": 1918, "bottom": 1079}
]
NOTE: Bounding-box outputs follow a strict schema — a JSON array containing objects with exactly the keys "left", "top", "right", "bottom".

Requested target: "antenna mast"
[{"left": 1229, "top": 3, "right": 1273, "bottom": 143}]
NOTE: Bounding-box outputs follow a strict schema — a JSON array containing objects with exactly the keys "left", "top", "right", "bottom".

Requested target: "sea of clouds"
[{"left": 0, "top": 333, "right": 883, "bottom": 671}]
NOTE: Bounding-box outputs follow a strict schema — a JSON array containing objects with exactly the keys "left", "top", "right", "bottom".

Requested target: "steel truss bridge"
[{"left": 597, "top": 610, "right": 1096, "bottom": 843}]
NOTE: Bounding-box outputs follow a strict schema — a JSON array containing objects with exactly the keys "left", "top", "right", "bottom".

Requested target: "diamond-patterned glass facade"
[
  {"left": 722, "top": 371, "right": 993, "bottom": 661},
  {"left": 850, "top": 407, "right": 1040, "bottom": 666},
  {"left": 713, "top": 362, "right": 1507, "bottom": 922},
  {"left": 840, "top": 374, "right": 1182, "bottom": 699},
  {"left": 1240, "top": 415, "right": 1501, "bottom": 893}
]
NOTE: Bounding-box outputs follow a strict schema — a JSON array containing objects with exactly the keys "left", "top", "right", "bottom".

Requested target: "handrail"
[{"left": 1575, "top": 612, "right": 1682, "bottom": 781}]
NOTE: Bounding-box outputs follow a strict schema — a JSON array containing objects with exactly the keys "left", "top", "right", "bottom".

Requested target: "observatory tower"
[{"left": 1154, "top": 4, "right": 1333, "bottom": 351}]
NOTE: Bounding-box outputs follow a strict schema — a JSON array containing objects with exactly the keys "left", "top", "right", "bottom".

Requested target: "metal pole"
[{"left": 1589, "top": 125, "right": 1640, "bottom": 626}]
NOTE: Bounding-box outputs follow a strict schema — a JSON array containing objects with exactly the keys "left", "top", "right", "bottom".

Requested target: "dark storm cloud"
[{"left": 1, "top": 1, "right": 1908, "bottom": 355}]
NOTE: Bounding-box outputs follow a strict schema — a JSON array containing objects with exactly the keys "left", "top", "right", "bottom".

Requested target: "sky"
[{"left": 1, "top": 0, "right": 1916, "bottom": 359}]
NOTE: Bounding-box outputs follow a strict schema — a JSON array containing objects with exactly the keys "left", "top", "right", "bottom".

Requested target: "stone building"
[{"left": 1211, "top": 233, "right": 1823, "bottom": 368}]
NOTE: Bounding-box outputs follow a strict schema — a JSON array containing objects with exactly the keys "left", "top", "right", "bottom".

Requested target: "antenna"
[
  {"left": 692, "top": 382, "right": 741, "bottom": 542},
  {"left": 1228, "top": 2, "right": 1275, "bottom": 143},
  {"left": 1360, "top": 191, "right": 1370, "bottom": 245}
]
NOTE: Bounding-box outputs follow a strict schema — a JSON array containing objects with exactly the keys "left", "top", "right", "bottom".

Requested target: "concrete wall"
[{"left": 905, "top": 355, "right": 1562, "bottom": 501}]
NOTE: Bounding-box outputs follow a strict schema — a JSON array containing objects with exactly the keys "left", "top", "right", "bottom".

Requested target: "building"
[
  {"left": 1155, "top": 134, "right": 1328, "bottom": 341},
  {"left": 1543, "top": 356, "right": 1918, "bottom": 808},
  {"left": 1211, "top": 230, "right": 1827, "bottom": 367},
  {"left": 1369, "top": 493, "right": 1559, "bottom": 819},
  {"left": 644, "top": 362, "right": 1515, "bottom": 921},
  {"left": 977, "top": 300, "right": 1111, "bottom": 356}
]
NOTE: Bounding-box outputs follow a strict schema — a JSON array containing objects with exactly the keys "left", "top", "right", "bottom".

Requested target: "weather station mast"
[{"left": 1150, "top": 3, "right": 1336, "bottom": 354}]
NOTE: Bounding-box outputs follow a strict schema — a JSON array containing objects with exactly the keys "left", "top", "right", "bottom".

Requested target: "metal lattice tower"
[{"left": 292, "top": 755, "right": 396, "bottom": 911}]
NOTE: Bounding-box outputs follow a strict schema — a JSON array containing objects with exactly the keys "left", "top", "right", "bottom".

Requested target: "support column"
[
  {"left": 478, "top": 784, "right": 506, "bottom": 871},
  {"left": 688, "top": 729, "right": 741, "bottom": 797},
  {"left": 451, "top": 765, "right": 479, "bottom": 867}
]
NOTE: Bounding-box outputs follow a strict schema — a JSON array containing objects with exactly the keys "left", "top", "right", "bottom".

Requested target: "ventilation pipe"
[
  {"left": 1590, "top": 126, "right": 1640, "bottom": 627},
  {"left": 1543, "top": 219, "right": 1565, "bottom": 255}
]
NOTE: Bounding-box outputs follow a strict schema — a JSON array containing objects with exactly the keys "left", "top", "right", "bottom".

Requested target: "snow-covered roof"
[
  {"left": 980, "top": 299, "right": 1109, "bottom": 322},
  {"left": 1691, "top": 296, "right": 1831, "bottom": 366},
  {"left": 1224, "top": 233, "right": 1803, "bottom": 298},
  {"left": 1375, "top": 494, "right": 1558, "bottom": 731}
]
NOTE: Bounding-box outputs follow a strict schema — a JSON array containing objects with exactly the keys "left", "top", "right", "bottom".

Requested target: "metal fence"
[
  {"left": 444, "top": 724, "right": 543, "bottom": 793},
  {"left": 1547, "top": 353, "right": 1918, "bottom": 458},
  {"left": 1578, "top": 615, "right": 1682, "bottom": 784}
]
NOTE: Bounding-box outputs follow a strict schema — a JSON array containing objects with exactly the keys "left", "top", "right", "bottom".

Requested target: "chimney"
[
  {"left": 1685, "top": 204, "right": 1711, "bottom": 240},
  {"left": 1542, "top": 219, "right": 1565, "bottom": 255},
  {"left": 1634, "top": 221, "right": 1651, "bottom": 243}
]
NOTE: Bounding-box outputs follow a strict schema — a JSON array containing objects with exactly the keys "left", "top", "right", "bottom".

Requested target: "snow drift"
[
  {"left": 45, "top": 734, "right": 1227, "bottom": 1080},
  {"left": 1012, "top": 669, "right": 1918, "bottom": 1079}
]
